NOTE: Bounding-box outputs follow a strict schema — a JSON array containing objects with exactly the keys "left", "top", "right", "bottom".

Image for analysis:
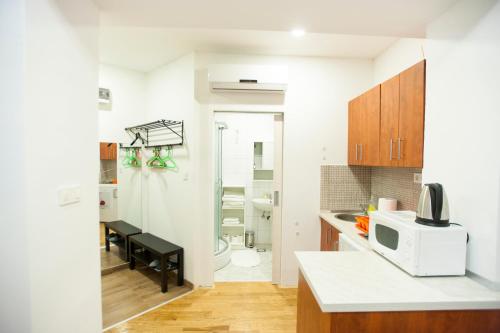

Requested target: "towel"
[
  {"left": 223, "top": 218, "right": 240, "bottom": 225},
  {"left": 222, "top": 195, "right": 245, "bottom": 203}
]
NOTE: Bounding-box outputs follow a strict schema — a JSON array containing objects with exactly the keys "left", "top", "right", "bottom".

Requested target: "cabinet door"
[
  {"left": 399, "top": 60, "right": 425, "bottom": 168},
  {"left": 320, "top": 219, "right": 329, "bottom": 251},
  {"left": 359, "top": 85, "right": 381, "bottom": 166},
  {"left": 347, "top": 97, "right": 362, "bottom": 165},
  {"left": 380, "top": 75, "right": 400, "bottom": 167},
  {"left": 110, "top": 143, "right": 117, "bottom": 160},
  {"left": 330, "top": 227, "right": 340, "bottom": 251},
  {"left": 99, "top": 142, "right": 108, "bottom": 160}
]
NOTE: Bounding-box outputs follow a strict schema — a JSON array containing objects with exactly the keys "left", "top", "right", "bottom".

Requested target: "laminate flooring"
[
  {"left": 102, "top": 264, "right": 192, "bottom": 329},
  {"left": 106, "top": 282, "right": 297, "bottom": 333}
]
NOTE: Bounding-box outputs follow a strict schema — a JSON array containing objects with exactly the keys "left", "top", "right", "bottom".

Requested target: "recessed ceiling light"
[{"left": 291, "top": 29, "right": 305, "bottom": 37}]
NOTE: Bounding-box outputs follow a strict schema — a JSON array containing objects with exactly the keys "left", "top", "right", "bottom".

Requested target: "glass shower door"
[{"left": 214, "top": 124, "right": 224, "bottom": 253}]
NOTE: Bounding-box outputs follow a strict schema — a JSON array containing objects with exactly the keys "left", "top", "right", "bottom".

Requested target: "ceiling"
[
  {"left": 96, "top": 0, "right": 457, "bottom": 72},
  {"left": 99, "top": 28, "right": 398, "bottom": 72},
  {"left": 96, "top": 0, "right": 458, "bottom": 37}
]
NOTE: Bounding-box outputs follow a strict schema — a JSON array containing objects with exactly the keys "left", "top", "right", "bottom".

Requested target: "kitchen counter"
[
  {"left": 319, "top": 210, "right": 371, "bottom": 250},
  {"left": 296, "top": 250, "right": 500, "bottom": 313}
]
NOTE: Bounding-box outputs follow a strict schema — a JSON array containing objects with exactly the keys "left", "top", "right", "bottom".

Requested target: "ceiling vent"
[{"left": 208, "top": 65, "right": 288, "bottom": 94}]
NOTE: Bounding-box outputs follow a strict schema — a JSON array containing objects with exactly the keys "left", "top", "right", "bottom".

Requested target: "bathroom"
[{"left": 213, "top": 112, "right": 281, "bottom": 282}]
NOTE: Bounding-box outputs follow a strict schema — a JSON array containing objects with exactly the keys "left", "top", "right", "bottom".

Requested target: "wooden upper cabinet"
[
  {"left": 399, "top": 60, "right": 425, "bottom": 168},
  {"left": 348, "top": 60, "right": 425, "bottom": 168},
  {"left": 348, "top": 85, "right": 380, "bottom": 166},
  {"left": 348, "top": 96, "right": 362, "bottom": 165},
  {"left": 380, "top": 75, "right": 400, "bottom": 167},
  {"left": 100, "top": 142, "right": 117, "bottom": 160},
  {"left": 361, "top": 85, "right": 381, "bottom": 166}
]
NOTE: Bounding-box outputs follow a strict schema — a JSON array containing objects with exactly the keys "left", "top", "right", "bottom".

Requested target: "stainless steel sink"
[{"left": 334, "top": 213, "right": 358, "bottom": 222}]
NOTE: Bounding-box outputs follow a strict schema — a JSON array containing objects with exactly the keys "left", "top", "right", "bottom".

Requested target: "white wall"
[
  {"left": 98, "top": 64, "right": 147, "bottom": 142},
  {"left": 195, "top": 53, "right": 374, "bottom": 286},
  {"left": 0, "top": 1, "right": 31, "bottom": 332},
  {"left": 373, "top": 38, "right": 426, "bottom": 83},
  {"left": 373, "top": 0, "right": 500, "bottom": 283},
  {"left": 1, "top": 0, "right": 102, "bottom": 332},
  {"left": 145, "top": 54, "right": 202, "bottom": 284},
  {"left": 98, "top": 64, "right": 147, "bottom": 228}
]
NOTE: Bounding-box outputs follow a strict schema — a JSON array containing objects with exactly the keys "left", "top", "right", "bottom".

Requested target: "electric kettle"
[{"left": 415, "top": 183, "right": 450, "bottom": 227}]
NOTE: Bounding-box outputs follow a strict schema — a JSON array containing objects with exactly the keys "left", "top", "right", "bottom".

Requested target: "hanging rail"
[{"left": 120, "top": 119, "right": 184, "bottom": 149}]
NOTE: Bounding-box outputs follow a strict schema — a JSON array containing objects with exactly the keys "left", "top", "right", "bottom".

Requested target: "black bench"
[
  {"left": 104, "top": 220, "right": 142, "bottom": 261},
  {"left": 128, "top": 233, "right": 184, "bottom": 293}
]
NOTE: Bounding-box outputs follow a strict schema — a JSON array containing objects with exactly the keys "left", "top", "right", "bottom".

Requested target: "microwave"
[{"left": 368, "top": 211, "right": 467, "bottom": 276}]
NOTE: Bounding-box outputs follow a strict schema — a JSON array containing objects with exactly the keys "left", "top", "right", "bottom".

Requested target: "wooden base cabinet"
[
  {"left": 297, "top": 271, "right": 500, "bottom": 333},
  {"left": 320, "top": 219, "right": 339, "bottom": 251}
]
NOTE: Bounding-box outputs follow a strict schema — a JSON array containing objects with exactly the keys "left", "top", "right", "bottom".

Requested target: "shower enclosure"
[{"left": 214, "top": 122, "right": 231, "bottom": 270}]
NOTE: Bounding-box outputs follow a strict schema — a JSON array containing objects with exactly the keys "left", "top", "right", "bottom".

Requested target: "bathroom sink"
[
  {"left": 334, "top": 213, "right": 359, "bottom": 222},
  {"left": 252, "top": 198, "right": 273, "bottom": 211}
]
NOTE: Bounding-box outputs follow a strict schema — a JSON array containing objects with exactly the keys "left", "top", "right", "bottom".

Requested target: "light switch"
[{"left": 57, "top": 185, "right": 81, "bottom": 206}]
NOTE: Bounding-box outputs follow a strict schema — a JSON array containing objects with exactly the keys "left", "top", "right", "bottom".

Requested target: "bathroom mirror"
[
  {"left": 253, "top": 141, "right": 274, "bottom": 180},
  {"left": 99, "top": 143, "right": 143, "bottom": 271}
]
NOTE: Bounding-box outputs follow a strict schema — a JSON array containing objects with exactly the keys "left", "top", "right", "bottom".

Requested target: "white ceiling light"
[{"left": 291, "top": 29, "right": 305, "bottom": 37}]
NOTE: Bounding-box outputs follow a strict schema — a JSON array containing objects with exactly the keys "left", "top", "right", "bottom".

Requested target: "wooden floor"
[
  {"left": 101, "top": 246, "right": 127, "bottom": 271},
  {"left": 102, "top": 265, "right": 192, "bottom": 329},
  {"left": 100, "top": 222, "right": 106, "bottom": 246},
  {"left": 107, "top": 282, "right": 298, "bottom": 333}
]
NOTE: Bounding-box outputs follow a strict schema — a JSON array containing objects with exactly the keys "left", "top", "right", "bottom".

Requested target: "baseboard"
[{"left": 101, "top": 263, "right": 128, "bottom": 276}]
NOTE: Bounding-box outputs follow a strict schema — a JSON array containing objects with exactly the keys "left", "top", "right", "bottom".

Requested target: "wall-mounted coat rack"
[{"left": 119, "top": 119, "right": 184, "bottom": 149}]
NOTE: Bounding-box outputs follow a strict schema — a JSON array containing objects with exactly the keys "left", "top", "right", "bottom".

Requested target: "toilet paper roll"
[{"left": 378, "top": 198, "right": 397, "bottom": 211}]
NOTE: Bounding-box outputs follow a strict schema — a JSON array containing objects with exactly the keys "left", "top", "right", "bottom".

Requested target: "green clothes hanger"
[
  {"left": 122, "top": 148, "right": 141, "bottom": 168},
  {"left": 147, "top": 147, "right": 168, "bottom": 168},
  {"left": 161, "top": 146, "right": 177, "bottom": 170}
]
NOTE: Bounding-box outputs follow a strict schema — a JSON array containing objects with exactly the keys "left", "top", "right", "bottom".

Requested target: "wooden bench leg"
[
  {"left": 105, "top": 226, "right": 110, "bottom": 252},
  {"left": 177, "top": 250, "right": 184, "bottom": 286},
  {"left": 161, "top": 256, "right": 168, "bottom": 293},
  {"left": 129, "top": 242, "right": 136, "bottom": 270}
]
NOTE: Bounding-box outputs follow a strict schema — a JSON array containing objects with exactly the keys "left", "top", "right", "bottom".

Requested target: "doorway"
[{"left": 212, "top": 112, "right": 283, "bottom": 283}]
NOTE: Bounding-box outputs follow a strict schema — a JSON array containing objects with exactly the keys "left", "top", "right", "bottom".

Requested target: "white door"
[{"left": 272, "top": 114, "right": 284, "bottom": 284}]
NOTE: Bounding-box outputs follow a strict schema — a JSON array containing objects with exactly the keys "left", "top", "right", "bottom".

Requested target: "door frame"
[{"left": 208, "top": 108, "right": 284, "bottom": 285}]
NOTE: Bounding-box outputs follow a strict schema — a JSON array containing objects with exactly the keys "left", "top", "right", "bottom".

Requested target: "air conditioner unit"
[{"left": 208, "top": 65, "right": 288, "bottom": 93}]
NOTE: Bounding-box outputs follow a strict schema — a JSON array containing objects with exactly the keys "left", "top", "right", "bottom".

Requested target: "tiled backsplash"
[
  {"left": 320, "top": 165, "right": 422, "bottom": 211},
  {"left": 320, "top": 166, "right": 371, "bottom": 211},
  {"left": 371, "top": 167, "right": 422, "bottom": 210}
]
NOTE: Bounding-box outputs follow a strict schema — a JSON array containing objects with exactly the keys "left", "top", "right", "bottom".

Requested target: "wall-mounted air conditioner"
[{"left": 208, "top": 65, "right": 288, "bottom": 93}]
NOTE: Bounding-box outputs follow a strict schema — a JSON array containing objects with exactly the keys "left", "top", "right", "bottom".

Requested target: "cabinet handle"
[
  {"left": 355, "top": 144, "right": 358, "bottom": 161},
  {"left": 327, "top": 228, "right": 331, "bottom": 244},
  {"left": 389, "top": 139, "right": 393, "bottom": 160},
  {"left": 397, "top": 138, "right": 401, "bottom": 160},
  {"left": 360, "top": 144, "right": 363, "bottom": 161}
]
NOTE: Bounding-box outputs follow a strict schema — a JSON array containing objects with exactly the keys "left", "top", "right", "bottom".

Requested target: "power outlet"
[{"left": 413, "top": 173, "right": 422, "bottom": 184}]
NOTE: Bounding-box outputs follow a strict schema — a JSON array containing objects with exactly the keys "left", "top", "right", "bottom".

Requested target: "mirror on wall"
[
  {"left": 99, "top": 142, "right": 142, "bottom": 271},
  {"left": 253, "top": 141, "right": 274, "bottom": 180}
]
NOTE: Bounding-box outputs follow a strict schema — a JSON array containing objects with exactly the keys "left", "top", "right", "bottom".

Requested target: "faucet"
[{"left": 359, "top": 204, "right": 368, "bottom": 216}]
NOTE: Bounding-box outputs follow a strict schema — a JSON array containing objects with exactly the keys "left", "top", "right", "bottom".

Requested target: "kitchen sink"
[{"left": 334, "top": 213, "right": 358, "bottom": 222}]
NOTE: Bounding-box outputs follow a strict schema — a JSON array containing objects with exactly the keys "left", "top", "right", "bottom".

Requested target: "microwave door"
[{"left": 375, "top": 224, "right": 400, "bottom": 251}]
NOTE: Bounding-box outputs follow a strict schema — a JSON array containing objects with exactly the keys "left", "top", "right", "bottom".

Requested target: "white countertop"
[
  {"left": 296, "top": 250, "right": 500, "bottom": 312},
  {"left": 319, "top": 210, "right": 371, "bottom": 250}
]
